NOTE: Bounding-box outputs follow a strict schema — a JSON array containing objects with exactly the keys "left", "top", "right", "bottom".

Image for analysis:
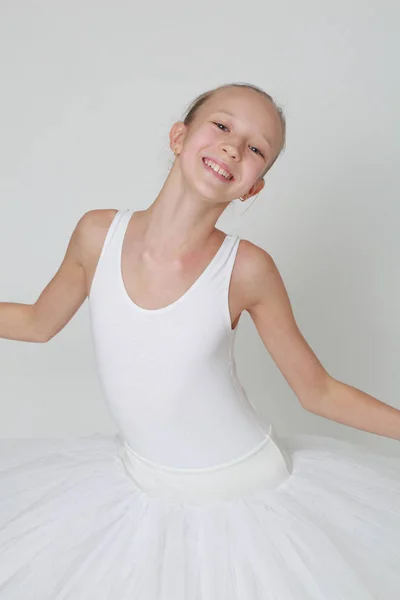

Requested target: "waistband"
[{"left": 118, "top": 425, "right": 292, "bottom": 504}]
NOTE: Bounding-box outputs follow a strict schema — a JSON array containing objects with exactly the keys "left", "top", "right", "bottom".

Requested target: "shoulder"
[
  {"left": 234, "top": 237, "right": 285, "bottom": 313},
  {"left": 76, "top": 208, "right": 120, "bottom": 234},
  {"left": 73, "top": 208, "right": 120, "bottom": 267}
]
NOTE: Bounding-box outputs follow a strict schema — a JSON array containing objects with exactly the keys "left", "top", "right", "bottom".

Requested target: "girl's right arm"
[{"left": 0, "top": 211, "right": 96, "bottom": 343}]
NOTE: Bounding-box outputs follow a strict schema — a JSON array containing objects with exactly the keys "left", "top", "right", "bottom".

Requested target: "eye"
[
  {"left": 212, "top": 121, "right": 229, "bottom": 131},
  {"left": 250, "top": 146, "right": 265, "bottom": 158},
  {"left": 213, "top": 122, "right": 266, "bottom": 159}
]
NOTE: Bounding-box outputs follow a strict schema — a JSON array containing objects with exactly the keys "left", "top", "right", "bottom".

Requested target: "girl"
[{"left": 0, "top": 82, "right": 399, "bottom": 599}]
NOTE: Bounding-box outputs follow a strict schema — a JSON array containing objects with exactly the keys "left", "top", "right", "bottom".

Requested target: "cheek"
[
  {"left": 181, "top": 133, "right": 210, "bottom": 165},
  {"left": 194, "top": 134, "right": 212, "bottom": 151},
  {"left": 190, "top": 126, "right": 219, "bottom": 149},
  {"left": 178, "top": 143, "right": 201, "bottom": 174}
]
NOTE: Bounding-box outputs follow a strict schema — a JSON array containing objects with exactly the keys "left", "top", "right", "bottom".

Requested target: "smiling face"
[{"left": 170, "top": 87, "right": 284, "bottom": 202}]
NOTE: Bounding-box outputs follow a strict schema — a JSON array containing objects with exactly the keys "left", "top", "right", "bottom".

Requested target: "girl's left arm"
[
  {"left": 242, "top": 243, "right": 400, "bottom": 441},
  {"left": 307, "top": 378, "right": 400, "bottom": 441}
]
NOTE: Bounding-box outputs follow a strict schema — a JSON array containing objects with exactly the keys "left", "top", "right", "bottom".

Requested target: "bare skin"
[
  {"left": 2, "top": 86, "right": 400, "bottom": 440},
  {"left": 86, "top": 209, "right": 244, "bottom": 328},
  {"left": 80, "top": 206, "right": 330, "bottom": 405}
]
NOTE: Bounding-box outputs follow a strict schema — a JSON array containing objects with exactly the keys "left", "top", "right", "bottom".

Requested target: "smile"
[{"left": 202, "top": 157, "right": 234, "bottom": 181}]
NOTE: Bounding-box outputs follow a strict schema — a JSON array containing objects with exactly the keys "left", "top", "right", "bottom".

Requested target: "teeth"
[{"left": 204, "top": 158, "right": 232, "bottom": 179}]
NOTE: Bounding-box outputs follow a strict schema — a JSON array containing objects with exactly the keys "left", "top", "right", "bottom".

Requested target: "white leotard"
[{"left": 89, "top": 209, "right": 272, "bottom": 468}]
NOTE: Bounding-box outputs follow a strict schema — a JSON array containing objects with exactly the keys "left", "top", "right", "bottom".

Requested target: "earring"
[{"left": 239, "top": 191, "right": 260, "bottom": 215}]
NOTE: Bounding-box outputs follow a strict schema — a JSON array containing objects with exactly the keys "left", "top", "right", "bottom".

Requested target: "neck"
[{"left": 138, "top": 162, "right": 231, "bottom": 256}]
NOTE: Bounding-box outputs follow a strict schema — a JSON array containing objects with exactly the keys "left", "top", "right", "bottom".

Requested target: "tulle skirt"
[{"left": 0, "top": 426, "right": 399, "bottom": 599}]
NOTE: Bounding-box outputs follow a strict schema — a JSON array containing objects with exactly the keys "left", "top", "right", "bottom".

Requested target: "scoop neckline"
[{"left": 118, "top": 210, "right": 233, "bottom": 314}]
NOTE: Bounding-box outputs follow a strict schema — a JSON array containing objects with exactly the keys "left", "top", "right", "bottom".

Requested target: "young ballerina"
[{"left": 0, "top": 82, "right": 399, "bottom": 599}]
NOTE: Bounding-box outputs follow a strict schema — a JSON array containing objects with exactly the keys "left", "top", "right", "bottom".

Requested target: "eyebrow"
[{"left": 211, "top": 109, "right": 273, "bottom": 150}]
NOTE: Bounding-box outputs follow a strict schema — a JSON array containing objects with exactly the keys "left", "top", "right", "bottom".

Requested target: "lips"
[{"left": 202, "top": 157, "right": 234, "bottom": 180}]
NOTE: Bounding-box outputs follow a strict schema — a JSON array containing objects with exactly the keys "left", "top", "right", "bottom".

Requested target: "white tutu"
[{"left": 0, "top": 431, "right": 399, "bottom": 599}]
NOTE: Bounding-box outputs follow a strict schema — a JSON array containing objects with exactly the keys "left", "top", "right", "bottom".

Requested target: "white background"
[{"left": 0, "top": 1, "right": 399, "bottom": 454}]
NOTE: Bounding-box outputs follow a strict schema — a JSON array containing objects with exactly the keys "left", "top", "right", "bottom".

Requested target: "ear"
[
  {"left": 241, "top": 177, "right": 265, "bottom": 201},
  {"left": 169, "top": 121, "right": 187, "bottom": 155}
]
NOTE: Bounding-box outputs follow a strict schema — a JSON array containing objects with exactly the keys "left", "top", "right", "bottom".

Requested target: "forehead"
[{"left": 199, "top": 87, "right": 283, "bottom": 147}]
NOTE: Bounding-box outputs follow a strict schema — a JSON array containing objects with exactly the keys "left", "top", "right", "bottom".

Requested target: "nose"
[{"left": 220, "top": 139, "right": 242, "bottom": 161}]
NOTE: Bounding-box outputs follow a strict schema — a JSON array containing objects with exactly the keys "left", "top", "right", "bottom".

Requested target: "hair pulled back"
[{"left": 181, "top": 82, "right": 286, "bottom": 178}]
